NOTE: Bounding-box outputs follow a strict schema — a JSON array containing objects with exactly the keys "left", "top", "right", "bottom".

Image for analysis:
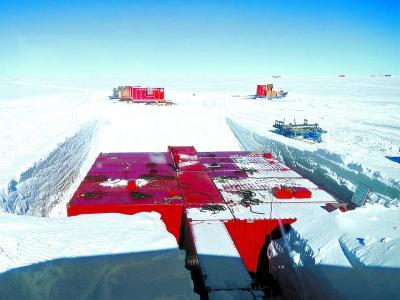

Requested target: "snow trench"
[
  {"left": 0, "top": 121, "right": 98, "bottom": 217},
  {"left": 226, "top": 118, "right": 399, "bottom": 206}
]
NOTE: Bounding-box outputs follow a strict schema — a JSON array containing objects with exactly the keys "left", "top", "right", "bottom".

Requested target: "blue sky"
[{"left": 0, "top": 0, "right": 399, "bottom": 80}]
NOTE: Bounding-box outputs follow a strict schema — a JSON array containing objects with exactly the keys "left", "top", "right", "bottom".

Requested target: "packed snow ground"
[
  {"left": 0, "top": 77, "right": 399, "bottom": 299},
  {"left": 0, "top": 212, "right": 196, "bottom": 300}
]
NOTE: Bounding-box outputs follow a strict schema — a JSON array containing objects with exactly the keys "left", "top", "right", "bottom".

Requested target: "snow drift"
[
  {"left": 0, "top": 121, "right": 98, "bottom": 216},
  {"left": 226, "top": 118, "right": 399, "bottom": 206},
  {"left": 0, "top": 212, "right": 195, "bottom": 300}
]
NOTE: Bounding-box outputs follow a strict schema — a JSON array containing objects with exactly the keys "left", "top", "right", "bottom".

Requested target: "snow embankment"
[
  {"left": 226, "top": 118, "right": 400, "bottom": 206},
  {"left": 0, "top": 81, "right": 102, "bottom": 217},
  {"left": 269, "top": 204, "right": 400, "bottom": 300},
  {"left": 0, "top": 121, "right": 97, "bottom": 216},
  {"left": 0, "top": 212, "right": 195, "bottom": 300}
]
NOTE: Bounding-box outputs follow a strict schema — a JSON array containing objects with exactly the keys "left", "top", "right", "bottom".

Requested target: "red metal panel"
[
  {"left": 67, "top": 152, "right": 184, "bottom": 242},
  {"left": 168, "top": 146, "right": 205, "bottom": 171},
  {"left": 273, "top": 187, "right": 294, "bottom": 199},
  {"left": 154, "top": 88, "right": 164, "bottom": 100},
  {"left": 256, "top": 85, "right": 267, "bottom": 97},
  {"left": 150, "top": 88, "right": 164, "bottom": 100},
  {"left": 133, "top": 87, "right": 140, "bottom": 100},
  {"left": 139, "top": 88, "right": 146, "bottom": 100},
  {"left": 224, "top": 218, "right": 296, "bottom": 273},
  {"left": 98, "top": 152, "right": 173, "bottom": 163},
  {"left": 169, "top": 146, "right": 198, "bottom": 156},
  {"left": 87, "top": 152, "right": 176, "bottom": 180},
  {"left": 178, "top": 171, "right": 225, "bottom": 207},
  {"left": 293, "top": 187, "right": 312, "bottom": 198},
  {"left": 263, "top": 152, "right": 273, "bottom": 159},
  {"left": 154, "top": 89, "right": 159, "bottom": 100}
]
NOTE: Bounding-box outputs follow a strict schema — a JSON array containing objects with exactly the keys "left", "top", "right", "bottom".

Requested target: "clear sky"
[{"left": 0, "top": 0, "right": 399, "bottom": 81}]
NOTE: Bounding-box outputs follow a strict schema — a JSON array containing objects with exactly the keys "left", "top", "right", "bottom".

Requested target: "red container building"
[
  {"left": 256, "top": 85, "right": 267, "bottom": 97},
  {"left": 127, "top": 86, "right": 165, "bottom": 102}
]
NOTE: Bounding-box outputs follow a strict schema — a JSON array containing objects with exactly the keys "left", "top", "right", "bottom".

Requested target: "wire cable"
[{"left": 199, "top": 204, "right": 227, "bottom": 214}]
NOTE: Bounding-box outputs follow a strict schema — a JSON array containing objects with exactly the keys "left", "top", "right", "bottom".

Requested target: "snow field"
[{"left": 0, "top": 77, "right": 399, "bottom": 299}]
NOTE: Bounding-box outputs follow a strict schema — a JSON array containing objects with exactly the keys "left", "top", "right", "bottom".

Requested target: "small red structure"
[
  {"left": 273, "top": 187, "right": 294, "bottom": 199},
  {"left": 256, "top": 85, "right": 267, "bottom": 97},
  {"left": 293, "top": 187, "right": 312, "bottom": 198},
  {"left": 128, "top": 86, "right": 165, "bottom": 102}
]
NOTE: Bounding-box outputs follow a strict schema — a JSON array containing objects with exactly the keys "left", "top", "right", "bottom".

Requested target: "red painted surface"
[
  {"left": 126, "top": 86, "right": 165, "bottom": 101},
  {"left": 263, "top": 152, "right": 273, "bottom": 159},
  {"left": 127, "top": 180, "right": 137, "bottom": 192},
  {"left": 67, "top": 152, "right": 183, "bottom": 242},
  {"left": 224, "top": 218, "right": 296, "bottom": 273},
  {"left": 293, "top": 187, "right": 312, "bottom": 198},
  {"left": 273, "top": 187, "right": 294, "bottom": 199},
  {"left": 177, "top": 171, "right": 224, "bottom": 207},
  {"left": 169, "top": 146, "right": 205, "bottom": 172},
  {"left": 256, "top": 85, "right": 267, "bottom": 97}
]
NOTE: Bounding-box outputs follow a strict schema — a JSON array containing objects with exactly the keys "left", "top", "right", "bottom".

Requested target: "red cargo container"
[
  {"left": 273, "top": 187, "right": 294, "bottom": 199},
  {"left": 293, "top": 187, "right": 312, "bottom": 198},
  {"left": 126, "top": 86, "right": 165, "bottom": 102},
  {"left": 256, "top": 85, "right": 267, "bottom": 97}
]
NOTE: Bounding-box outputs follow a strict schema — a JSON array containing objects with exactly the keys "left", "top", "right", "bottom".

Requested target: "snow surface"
[
  {"left": 269, "top": 204, "right": 400, "bottom": 299},
  {"left": 0, "top": 212, "right": 195, "bottom": 300},
  {"left": 0, "top": 76, "right": 399, "bottom": 299}
]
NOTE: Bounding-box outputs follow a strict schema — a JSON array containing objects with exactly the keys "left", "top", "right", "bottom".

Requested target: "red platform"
[
  {"left": 67, "top": 145, "right": 339, "bottom": 291},
  {"left": 177, "top": 171, "right": 224, "bottom": 207}
]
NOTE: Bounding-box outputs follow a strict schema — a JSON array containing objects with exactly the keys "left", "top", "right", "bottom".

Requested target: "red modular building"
[
  {"left": 256, "top": 84, "right": 267, "bottom": 97},
  {"left": 127, "top": 86, "right": 165, "bottom": 102},
  {"left": 67, "top": 146, "right": 338, "bottom": 298}
]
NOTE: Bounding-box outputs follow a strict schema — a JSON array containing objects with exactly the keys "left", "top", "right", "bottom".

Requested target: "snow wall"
[
  {"left": 0, "top": 121, "right": 98, "bottom": 217},
  {"left": 270, "top": 232, "right": 400, "bottom": 300},
  {"left": 226, "top": 118, "right": 399, "bottom": 206}
]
